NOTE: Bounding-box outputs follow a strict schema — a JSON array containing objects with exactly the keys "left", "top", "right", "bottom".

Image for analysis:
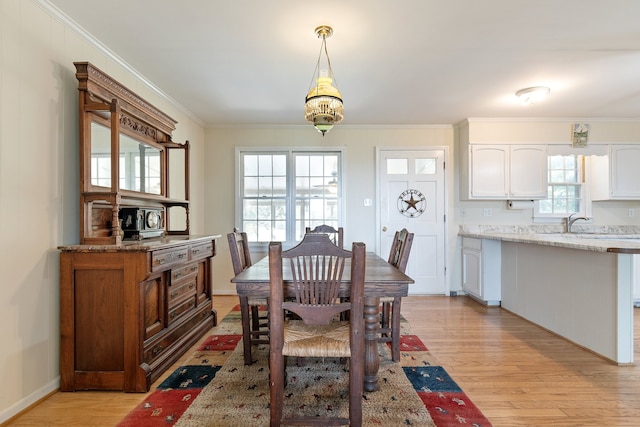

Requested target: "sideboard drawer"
[
  {"left": 168, "top": 295, "right": 197, "bottom": 323},
  {"left": 168, "top": 276, "right": 197, "bottom": 304},
  {"left": 152, "top": 247, "right": 189, "bottom": 271},
  {"left": 171, "top": 263, "right": 199, "bottom": 282},
  {"left": 144, "top": 306, "right": 212, "bottom": 366},
  {"left": 191, "top": 241, "right": 214, "bottom": 261}
]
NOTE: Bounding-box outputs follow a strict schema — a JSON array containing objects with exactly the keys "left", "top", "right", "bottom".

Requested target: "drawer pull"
[{"left": 152, "top": 346, "right": 164, "bottom": 356}]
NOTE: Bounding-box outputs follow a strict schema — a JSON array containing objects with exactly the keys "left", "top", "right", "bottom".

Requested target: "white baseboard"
[{"left": 0, "top": 377, "right": 59, "bottom": 423}]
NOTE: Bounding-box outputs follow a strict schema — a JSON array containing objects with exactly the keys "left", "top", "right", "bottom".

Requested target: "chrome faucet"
[{"left": 565, "top": 213, "right": 590, "bottom": 233}]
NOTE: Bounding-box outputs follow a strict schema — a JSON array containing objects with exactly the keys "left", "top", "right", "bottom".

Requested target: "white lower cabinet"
[{"left": 462, "top": 237, "right": 501, "bottom": 306}]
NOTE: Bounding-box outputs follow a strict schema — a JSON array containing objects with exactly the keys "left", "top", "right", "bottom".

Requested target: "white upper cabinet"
[
  {"left": 510, "top": 146, "right": 548, "bottom": 198},
  {"left": 463, "top": 144, "right": 547, "bottom": 200},
  {"left": 470, "top": 146, "right": 508, "bottom": 198},
  {"left": 591, "top": 145, "right": 640, "bottom": 200}
]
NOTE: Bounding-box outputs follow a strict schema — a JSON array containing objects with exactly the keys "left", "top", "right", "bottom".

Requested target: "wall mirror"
[{"left": 89, "top": 121, "right": 163, "bottom": 195}]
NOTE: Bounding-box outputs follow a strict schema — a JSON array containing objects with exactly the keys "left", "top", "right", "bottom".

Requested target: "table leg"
[
  {"left": 363, "top": 296, "right": 380, "bottom": 392},
  {"left": 239, "top": 296, "right": 253, "bottom": 365}
]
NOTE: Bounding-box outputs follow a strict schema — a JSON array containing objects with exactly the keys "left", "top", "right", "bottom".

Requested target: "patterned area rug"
[{"left": 117, "top": 306, "right": 491, "bottom": 426}]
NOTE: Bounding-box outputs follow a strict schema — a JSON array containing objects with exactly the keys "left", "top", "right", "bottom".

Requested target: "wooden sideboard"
[{"left": 59, "top": 235, "right": 219, "bottom": 392}]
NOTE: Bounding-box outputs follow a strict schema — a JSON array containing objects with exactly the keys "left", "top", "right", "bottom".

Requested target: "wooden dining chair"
[
  {"left": 268, "top": 233, "right": 365, "bottom": 427},
  {"left": 227, "top": 229, "right": 269, "bottom": 365},
  {"left": 379, "top": 228, "right": 414, "bottom": 362},
  {"left": 305, "top": 224, "right": 344, "bottom": 248}
]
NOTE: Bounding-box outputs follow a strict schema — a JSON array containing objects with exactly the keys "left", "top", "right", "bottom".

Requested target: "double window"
[{"left": 237, "top": 149, "right": 342, "bottom": 245}]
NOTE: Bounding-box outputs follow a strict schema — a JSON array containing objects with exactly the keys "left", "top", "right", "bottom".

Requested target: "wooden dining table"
[{"left": 231, "top": 251, "right": 414, "bottom": 392}]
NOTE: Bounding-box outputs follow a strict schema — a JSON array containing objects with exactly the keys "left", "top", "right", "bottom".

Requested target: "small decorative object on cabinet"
[{"left": 59, "top": 62, "right": 219, "bottom": 392}]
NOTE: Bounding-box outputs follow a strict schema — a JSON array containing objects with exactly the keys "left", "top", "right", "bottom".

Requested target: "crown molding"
[{"left": 33, "top": 0, "right": 204, "bottom": 127}]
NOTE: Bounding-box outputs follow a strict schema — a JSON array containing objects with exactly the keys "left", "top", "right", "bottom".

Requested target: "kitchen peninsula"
[{"left": 459, "top": 225, "right": 639, "bottom": 365}]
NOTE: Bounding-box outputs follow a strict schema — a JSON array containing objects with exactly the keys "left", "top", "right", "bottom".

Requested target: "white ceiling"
[{"left": 45, "top": 0, "right": 640, "bottom": 128}]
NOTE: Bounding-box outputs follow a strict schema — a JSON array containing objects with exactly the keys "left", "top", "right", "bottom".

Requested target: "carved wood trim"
[{"left": 75, "top": 62, "right": 177, "bottom": 137}]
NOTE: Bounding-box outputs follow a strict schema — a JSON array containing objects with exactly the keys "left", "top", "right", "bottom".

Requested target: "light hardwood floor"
[{"left": 4, "top": 296, "right": 640, "bottom": 426}]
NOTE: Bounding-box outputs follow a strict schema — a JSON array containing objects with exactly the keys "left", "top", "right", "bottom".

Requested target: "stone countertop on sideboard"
[
  {"left": 458, "top": 225, "right": 640, "bottom": 254},
  {"left": 58, "top": 234, "right": 222, "bottom": 252}
]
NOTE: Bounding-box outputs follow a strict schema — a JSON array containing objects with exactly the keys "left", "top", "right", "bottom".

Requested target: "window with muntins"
[
  {"left": 535, "top": 154, "right": 588, "bottom": 219},
  {"left": 238, "top": 149, "right": 342, "bottom": 244}
]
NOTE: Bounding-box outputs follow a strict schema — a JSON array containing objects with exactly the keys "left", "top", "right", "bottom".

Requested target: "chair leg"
[
  {"left": 381, "top": 301, "right": 391, "bottom": 333},
  {"left": 270, "top": 355, "right": 285, "bottom": 426},
  {"left": 391, "top": 297, "right": 402, "bottom": 362},
  {"left": 251, "top": 304, "right": 260, "bottom": 331},
  {"left": 239, "top": 296, "right": 253, "bottom": 365}
]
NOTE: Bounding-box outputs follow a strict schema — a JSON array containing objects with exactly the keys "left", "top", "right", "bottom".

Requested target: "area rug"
[{"left": 118, "top": 306, "right": 491, "bottom": 426}]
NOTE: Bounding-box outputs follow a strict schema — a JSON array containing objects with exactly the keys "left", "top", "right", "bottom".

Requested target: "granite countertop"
[
  {"left": 458, "top": 225, "right": 640, "bottom": 254},
  {"left": 59, "top": 234, "right": 222, "bottom": 252}
]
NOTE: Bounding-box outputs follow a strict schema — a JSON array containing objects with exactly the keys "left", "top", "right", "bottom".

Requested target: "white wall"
[
  {"left": 203, "top": 126, "right": 456, "bottom": 295},
  {"left": 0, "top": 1, "right": 206, "bottom": 421}
]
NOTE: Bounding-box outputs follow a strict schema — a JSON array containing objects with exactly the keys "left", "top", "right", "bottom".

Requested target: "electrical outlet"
[
  {"left": 483, "top": 208, "right": 492, "bottom": 217},
  {"left": 629, "top": 209, "right": 635, "bottom": 217}
]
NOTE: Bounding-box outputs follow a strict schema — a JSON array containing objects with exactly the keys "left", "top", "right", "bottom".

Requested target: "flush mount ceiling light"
[
  {"left": 515, "top": 86, "right": 550, "bottom": 105},
  {"left": 304, "top": 25, "right": 343, "bottom": 136}
]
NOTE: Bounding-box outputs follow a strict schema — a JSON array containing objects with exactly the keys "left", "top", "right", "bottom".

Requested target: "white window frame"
[
  {"left": 235, "top": 147, "right": 344, "bottom": 250},
  {"left": 534, "top": 146, "right": 596, "bottom": 222}
]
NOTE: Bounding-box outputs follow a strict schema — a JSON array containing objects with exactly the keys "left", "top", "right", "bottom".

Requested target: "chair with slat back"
[
  {"left": 305, "top": 224, "right": 344, "bottom": 248},
  {"left": 227, "top": 229, "right": 269, "bottom": 365},
  {"left": 379, "top": 228, "right": 414, "bottom": 362},
  {"left": 269, "top": 233, "right": 365, "bottom": 427}
]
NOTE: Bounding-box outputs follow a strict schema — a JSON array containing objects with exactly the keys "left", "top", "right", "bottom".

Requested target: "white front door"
[{"left": 377, "top": 149, "right": 446, "bottom": 294}]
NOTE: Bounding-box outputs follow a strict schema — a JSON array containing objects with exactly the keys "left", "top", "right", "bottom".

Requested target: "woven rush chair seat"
[
  {"left": 283, "top": 321, "right": 351, "bottom": 357},
  {"left": 246, "top": 297, "right": 266, "bottom": 306}
]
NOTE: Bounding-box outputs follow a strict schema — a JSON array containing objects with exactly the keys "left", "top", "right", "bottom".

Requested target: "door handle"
[{"left": 382, "top": 226, "right": 387, "bottom": 232}]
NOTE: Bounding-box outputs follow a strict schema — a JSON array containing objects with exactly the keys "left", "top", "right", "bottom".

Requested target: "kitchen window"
[
  {"left": 534, "top": 153, "right": 590, "bottom": 220},
  {"left": 236, "top": 148, "right": 342, "bottom": 245}
]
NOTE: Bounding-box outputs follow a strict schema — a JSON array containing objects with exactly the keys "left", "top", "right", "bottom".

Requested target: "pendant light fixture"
[{"left": 304, "top": 25, "right": 343, "bottom": 136}]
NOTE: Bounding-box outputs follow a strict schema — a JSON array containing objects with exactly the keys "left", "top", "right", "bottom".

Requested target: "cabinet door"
[
  {"left": 611, "top": 145, "right": 640, "bottom": 198},
  {"left": 510, "top": 145, "right": 548, "bottom": 198},
  {"left": 143, "top": 274, "right": 166, "bottom": 339},
  {"left": 195, "top": 259, "right": 211, "bottom": 306},
  {"left": 462, "top": 248, "right": 482, "bottom": 298},
  {"left": 470, "top": 145, "right": 508, "bottom": 198}
]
